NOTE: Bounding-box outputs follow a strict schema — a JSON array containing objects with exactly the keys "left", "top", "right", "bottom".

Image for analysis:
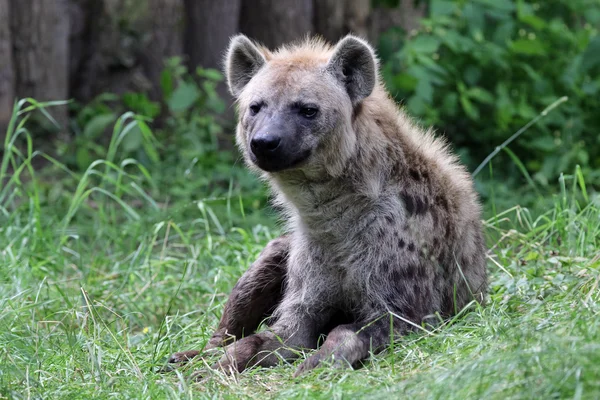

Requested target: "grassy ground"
[{"left": 1, "top": 104, "right": 599, "bottom": 399}]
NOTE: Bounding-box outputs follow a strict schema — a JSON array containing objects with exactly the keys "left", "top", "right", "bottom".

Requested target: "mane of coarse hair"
[{"left": 262, "top": 35, "right": 336, "bottom": 64}]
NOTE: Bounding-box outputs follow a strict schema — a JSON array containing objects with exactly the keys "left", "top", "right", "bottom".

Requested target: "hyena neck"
[{"left": 272, "top": 128, "right": 408, "bottom": 238}]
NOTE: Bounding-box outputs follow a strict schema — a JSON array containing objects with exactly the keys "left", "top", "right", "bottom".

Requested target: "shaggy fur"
[{"left": 170, "top": 34, "right": 487, "bottom": 376}]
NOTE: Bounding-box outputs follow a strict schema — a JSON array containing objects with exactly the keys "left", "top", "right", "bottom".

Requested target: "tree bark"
[
  {"left": 370, "top": 0, "right": 427, "bottom": 40},
  {"left": 239, "top": 0, "right": 313, "bottom": 49},
  {"left": 184, "top": 0, "right": 241, "bottom": 121},
  {"left": 142, "top": 0, "right": 184, "bottom": 100},
  {"left": 184, "top": 0, "right": 241, "bottom": 70},
  {"left": 0, "top": 0, "right": 14, "bottom": 138},
  {"left": 10, "top": 0, "right": 70, "bottom": 131},
  {"left": 314, "top": 0, "right": 370, "bottom": 43}
]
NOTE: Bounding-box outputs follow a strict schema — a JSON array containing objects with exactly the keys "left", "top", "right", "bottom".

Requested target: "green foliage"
[
  {"left": 63, "top": 58, "right": 228, "bottom": 173},
  {"left": 159, "top": 56, "right": 227, "bottom": 163},
  {"left": 380, "top": 0, "right": 600, "bottom": 188}
]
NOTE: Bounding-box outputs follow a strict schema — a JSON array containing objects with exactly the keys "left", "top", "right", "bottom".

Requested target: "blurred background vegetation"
[{"left": 0, "top": 0, "right": 598, "bottom": 211}]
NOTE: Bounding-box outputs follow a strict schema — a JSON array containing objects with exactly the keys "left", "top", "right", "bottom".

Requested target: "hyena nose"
[{"left": 250, "top": 133, "right": 281, "bottom": 155}]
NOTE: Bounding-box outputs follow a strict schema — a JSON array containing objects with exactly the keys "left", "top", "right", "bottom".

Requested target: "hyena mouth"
[{"left": 250, "top": 148, "right": 311, "bottom": 172}]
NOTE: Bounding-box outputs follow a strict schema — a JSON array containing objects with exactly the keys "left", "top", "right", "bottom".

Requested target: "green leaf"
[
  {"left": 121, "top": 125, "right": 143, "bottom": 152},
  {"left": 519, "top": 15, "right": 546, "bottom": 30},
  {"left": 460, "top": 94, "right": 480, "bottom": 120},
  {"left": 167, "top": 81, "right": 200, "bottom": 113},
  {"left": 410, "top": 36, "right": 441, "bottom": 54},
  {"left": 83, "top": 113, "right": 116, "bottom": 139},
  {"left": 76, "top": 147, "right": 93, "bottom": 170},
  {"left": 466, "top": 87, "right": 494, "bottom": 104},
  {"left": 511, "top": 39, "right": 546, "bottom": 56},
  {"left": 430, "top": 0, "right": 456, "bottom": 17},
  {"left": 160, "top": 69, "right": 174, "bottom": 99},
  {"left": 392, "top": 73, "right": 418, "bottom": 91},
  {"left": 197, "top": 68, "right": 223, "bottom": 82},
  {"left": 581, "top": 36, "right": 600, "bottom": 72},
  {"left": 416, "top": 79, "right": 434, "bottom": 103},
  {"left": 463, "top": 66, "right": 482, "bottom": 85}
]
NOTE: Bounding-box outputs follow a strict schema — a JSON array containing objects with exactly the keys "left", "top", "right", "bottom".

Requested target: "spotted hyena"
[{"left": 169, "top": 34, "right": 487, "bottom": 376}]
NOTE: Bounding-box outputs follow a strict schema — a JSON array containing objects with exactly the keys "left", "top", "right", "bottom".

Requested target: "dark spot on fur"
[
  {"left": 421, "top": 170, "right": 429, "bottom": 181},
  {"left": 352, "top": 102, "right": 363, "bottom": 121},
  {"left": 402, "top": 194, "right": 415, "bottom": 215},
  {"left": 398, "top": 239, "right": 406, "bottom": 248},
  {"left": 414, "top": 197, "right": 429, "bottom": 215},
  {"left": 413, "top": 283, "right": 422, "bottom": 296},
  {"left": 380, "top": 262, "right": 390, "bottom": 274},
  {"left": 400, "top": 265, "right": 416, "bottom": 280},
  {"left": 444, "top": 222, "right": 452, "bottom": 237},
  {"left": 407, "top": 243, "right": 416, "bottom": 252},
  {"left": 409, "top": 169, "right": 420, "bottom": 181},
  {"left": 431, "top": 209, "right": 439, "bottom": 226},
  {"left": 436, "top": 195, "right": 449, "bottom": 211},
  {"left": 402, "top": 194, "right": 429, "bottom": 216},
  {"left": 390, "top": 269, "right": 402, "bottom": 282}
]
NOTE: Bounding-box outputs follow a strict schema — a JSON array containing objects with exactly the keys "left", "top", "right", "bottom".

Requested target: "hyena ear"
[
  {"left": 225, "top": 35, "right": 267, "bottom": 97},
  {"left": 326, "top": 35, "right": 378, "bottom": 105}
]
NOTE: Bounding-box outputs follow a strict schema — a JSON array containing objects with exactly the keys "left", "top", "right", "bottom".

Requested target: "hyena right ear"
[
  {"left": 225, "top": 35, "right": 267, "bottom": 98},
  {"left": 326, "top": 35, "right": 378, "bottom": 105}
]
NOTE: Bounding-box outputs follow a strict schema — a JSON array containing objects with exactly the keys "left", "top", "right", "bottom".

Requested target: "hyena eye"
[
  {"left": 249, "top": 103, "right": 262, "bottom": 116},
  {"left": 299, "top": 107, "right": 318, "bottom": 119}
]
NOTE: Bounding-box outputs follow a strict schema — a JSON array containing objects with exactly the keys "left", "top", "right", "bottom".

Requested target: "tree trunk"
[
  {"left": 142, "top": 0, "right": 184, "bottom": 100},
  {"left": 239, "top": 0, "right": 313, "bottom": 49},
  {"left": 184, "top": 0, "right": 241, "bottom": 70},
  {"left": 0, "top": 0, "right": 14, "bottom": 139},
  {"left": 10, "top": 0, "right": 70, "bottom": 131},
  {"left": 370, "top": 0, "right": 427, "bottom": 39},
  {"left": 184, "top": 0, "right": 241, "bottom": 121},
  {"left": 314, "top": 0, "right": 370, "bottom": 43}
]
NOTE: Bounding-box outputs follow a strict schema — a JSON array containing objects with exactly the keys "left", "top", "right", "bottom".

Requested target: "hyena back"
[{"left": 170, "top": 34, "right": 487, "bottom": 376}]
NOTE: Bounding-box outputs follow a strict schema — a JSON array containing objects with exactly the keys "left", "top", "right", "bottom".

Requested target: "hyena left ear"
[
  {"left": 326, "top": 35, "right": 378, "bottom": 105},
  {"left": 225, "top": 35, "right": 268, "bottom": 98}
]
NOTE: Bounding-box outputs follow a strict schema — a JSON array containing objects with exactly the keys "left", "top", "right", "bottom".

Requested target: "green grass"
[{"left": 1, "top": 102, "right": 599, "bottom": 399}]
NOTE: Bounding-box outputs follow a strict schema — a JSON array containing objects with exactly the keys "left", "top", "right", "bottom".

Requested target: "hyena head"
[{"left": 224, "top": 35, "right": 378, "bottom": 176}]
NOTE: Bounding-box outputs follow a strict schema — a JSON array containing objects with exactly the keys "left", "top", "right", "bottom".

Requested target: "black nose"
[{"left": 250, "top": 133, "right": 281, "bottom": 155}]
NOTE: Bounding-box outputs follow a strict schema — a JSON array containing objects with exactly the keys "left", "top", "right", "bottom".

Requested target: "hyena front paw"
[
  {"left": 211, "top": 334, "right": 266, "bottom": 374},
  {"left": 294, "top": 350, "right": 352, "bottom": 377},
  {"left": 167, "top": 350, "right": 201, "bottom": 364}
]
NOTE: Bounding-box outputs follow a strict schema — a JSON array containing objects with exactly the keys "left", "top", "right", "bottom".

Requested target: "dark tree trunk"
[
  {"left": 10, "top": 0, "right": 70, "bottom": 131},
  {"left": 0, "top": 0, "right": 15, "bottom": 138},
  {"left": 239, "top": 0, "right": 313, "bottom": 49},
  {"left": 68, "top": 0, "right": 103, "bottom": 102},
  {"left": 370, "top": 0, "right": 427, "bottom": 39},
  {"left": 142, "top": 0, "right": 184, "bottom": 100},
  {"left": 184, "top": 0, "right": 241, "bottom": 70},
  {"left": 184, "top": 0, "right": 241, "bottom": 121},
  {"left": 314, "top": 0, "right": 370, "bottom": 43}
]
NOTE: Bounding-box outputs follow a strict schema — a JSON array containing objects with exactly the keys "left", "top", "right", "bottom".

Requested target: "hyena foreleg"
[
  {"left": 294, "top": 317, "right": 394, "bottom": 376},
  {"left": 168, "top": 235, "right": 290, "bottom": 364}
]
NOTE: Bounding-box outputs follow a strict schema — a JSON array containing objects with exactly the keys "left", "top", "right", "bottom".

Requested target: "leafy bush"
[
  {"left": 63, "top": 58, "right": 227, "bottom": 171},
  {"left": 379, "top": 0, "right": 600, "bottom": 187}
]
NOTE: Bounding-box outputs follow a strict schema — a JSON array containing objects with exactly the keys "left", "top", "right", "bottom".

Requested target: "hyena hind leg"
[{"left": 168, "top": 235, "right": 290, "bottom": 365}]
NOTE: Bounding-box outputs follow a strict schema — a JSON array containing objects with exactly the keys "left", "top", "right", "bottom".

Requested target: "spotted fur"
[{"left": 170, "top": 34, "right": 487, "bottom": 377}]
